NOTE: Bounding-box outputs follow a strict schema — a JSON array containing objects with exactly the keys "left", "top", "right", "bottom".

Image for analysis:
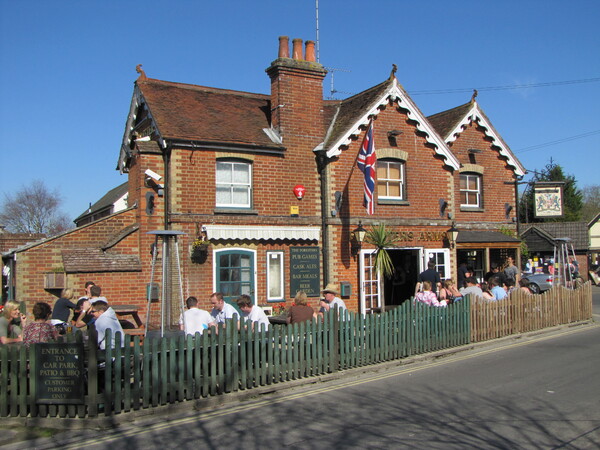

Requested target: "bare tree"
[
  {"left": 581, "top": 184, "right": 600, "bottom": 222},
  {"left": 0, "top": 180, "right": 72, "bottom": 235}
]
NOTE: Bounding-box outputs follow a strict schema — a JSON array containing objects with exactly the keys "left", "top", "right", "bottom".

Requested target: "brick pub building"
[{"left": 3, "top": 37, "right": 525, "bottom": 324}]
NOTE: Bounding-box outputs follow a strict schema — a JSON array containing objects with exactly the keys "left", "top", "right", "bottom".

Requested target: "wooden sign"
[
  {"left": 35, "top": 343, "right": 85, "bottom": 404},
  {"left": 290, "top": 246, "right": 320, "bottom": 297}
]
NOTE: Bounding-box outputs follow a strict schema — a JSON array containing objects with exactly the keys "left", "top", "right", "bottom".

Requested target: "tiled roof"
[
  {"left": 0, "top": 233, "right": 46, "bottom": 253},
  {"left": 323, "top": 79, "right": 392, "bottom": 149},
  {"left": 75, "top": 182, "right": 128, "bottom": 222},
  {"left": 427, "top": 101, "right": 473, "bottom": 140},
  {"left": 137, "top": 79, "right": 284, "bottom": 150},
  {"left": 62, "top": 248, "right": 142, "bottom": 273},
  {"left": 427, "top": 100, "right": 526, "bottom": 176},
  {"left": 520, "top": 222, "right": 589, "bottom": 250}
]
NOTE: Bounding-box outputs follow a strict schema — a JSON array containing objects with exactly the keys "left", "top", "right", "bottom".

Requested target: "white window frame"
[
  {"left": 377, "top": 159, "right": 405, "bottom": 200},
  {"left": 359, "top": 249, "right": 380, "bottom": 315},
  {"left": 266, "top": 251, "right": 284, "bottom": 301},
  {"left": 216, "top": 160, "right": 252, "bottom": 208},
  {"left": 460, "top": 173, "right": 481, "bottom": 208},
  {"left": 423, "top": 248, "right": 451, "bottom": 280}
]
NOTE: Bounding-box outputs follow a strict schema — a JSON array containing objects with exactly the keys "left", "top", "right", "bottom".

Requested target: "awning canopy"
[
  {"left": 456, "top": 230, "right": 521, "bottom": 249},
  {"left": 205, "top": 225, "right": 320, "bottom": 242}
]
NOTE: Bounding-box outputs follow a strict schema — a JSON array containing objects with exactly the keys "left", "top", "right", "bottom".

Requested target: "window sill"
[
  {"left": 378, "top": 199, "right": 409, "bottom": 206},
  {"left": 214, "top": 207, "right": 258, "bottom": 215},
  {"left": 460, "top": 207, "right": 484, "bottom": 212}
]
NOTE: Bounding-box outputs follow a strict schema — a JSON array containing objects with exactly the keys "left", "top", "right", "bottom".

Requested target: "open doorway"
[{"left": 385, "top": 248, "right": 421, "bottom": 307}]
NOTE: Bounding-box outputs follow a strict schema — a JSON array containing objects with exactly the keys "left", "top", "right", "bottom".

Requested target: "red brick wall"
[
  {"left": 331, "top": 104, "right": 453, "bottom": 221},
  {"left": 449, "top": 121, "right": 517, "bottom": 223},
  {"left": 14, "top": 209, "right": 146, "bottom": 314}
]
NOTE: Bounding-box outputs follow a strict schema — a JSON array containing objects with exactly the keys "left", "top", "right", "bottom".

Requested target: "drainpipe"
[
  {"left": 317, "top": 152, "right": 329, "bottom": 286},
  {"left": 163, "top": 144, "right": 171, "bottom": 230}
]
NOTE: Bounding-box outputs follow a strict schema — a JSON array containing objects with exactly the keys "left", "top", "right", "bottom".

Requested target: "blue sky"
[{"left": 1, "top": 0, "right": 599, "bottom": 221}]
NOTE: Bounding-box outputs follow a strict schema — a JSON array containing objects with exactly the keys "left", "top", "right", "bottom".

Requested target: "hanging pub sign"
[{"left": 533, "top": 182, "right": 564, "bottom": 218}]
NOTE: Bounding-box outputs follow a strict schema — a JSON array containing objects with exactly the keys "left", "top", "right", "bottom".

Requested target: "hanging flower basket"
[{"left": 190, "top": 237, "right": 211, "bottom": 264}]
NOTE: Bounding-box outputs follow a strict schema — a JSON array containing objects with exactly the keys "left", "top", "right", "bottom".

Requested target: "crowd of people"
[
  {"left": 0, "top": 281, "right": 124, "bottom": 349},
  {"left": 2, "top": 257, "right": 535, "bottom": 347},
  {"left": 414, "top": 256, "right": 534, "bottom": 307}
]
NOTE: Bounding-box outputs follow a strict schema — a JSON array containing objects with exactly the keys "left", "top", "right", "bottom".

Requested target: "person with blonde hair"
[
  {"left": 52, "top": 288, "right": 78, "bottom": 323},
  {"left": 287, "top": 291, "right": 316, "bottom": 324},
  {"left": 415, "top": 281, "right": 447, "bottom": 307},
  {"left": 0, "top": 300, "right": 27, "bottom": 344},
  {"left": 439, "top": 279, "right": 462, "bottom": 304}
]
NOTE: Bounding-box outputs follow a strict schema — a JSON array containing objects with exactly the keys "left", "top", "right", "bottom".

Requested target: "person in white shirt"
[
  {"left": 318, "top": 284, "right": 347, "bottom": 320},
  {"left": 209, "top": 292, "right": 238, "bottom": 326},
  {"left": 236, "top": 294, "right": 270, "bottom": 332},
  {"left": 179, "top": 296, "right": 216, "bottom": 336}
]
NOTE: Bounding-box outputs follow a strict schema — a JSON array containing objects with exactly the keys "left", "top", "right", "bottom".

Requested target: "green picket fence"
[{"left": 0, "top": 299, "right": 472, "bottom": 418}]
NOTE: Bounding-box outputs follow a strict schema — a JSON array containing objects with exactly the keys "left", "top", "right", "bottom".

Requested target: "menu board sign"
[{"left": 290, "top": 246, "right": 320, "bottom": 297}]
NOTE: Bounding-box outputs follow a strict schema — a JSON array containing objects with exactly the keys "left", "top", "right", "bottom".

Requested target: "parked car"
[{"left": 522, "top": 273, "right": 553, "bottom": 294}]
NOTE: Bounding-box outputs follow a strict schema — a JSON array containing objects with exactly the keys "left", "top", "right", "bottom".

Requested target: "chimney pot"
[
  {"left": 292, "top": 38, "right": 303, "bottom": 60},
  {"left": 305, "top": 40, "right": 316, "bottom": 62},
  {"left": 278, "top": 36, "right": 290, "bottom": 58}
]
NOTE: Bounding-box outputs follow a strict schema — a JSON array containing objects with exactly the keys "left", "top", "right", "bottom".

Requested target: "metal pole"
[{"left": 161, "top": 236, "right": 168, "bottom": 337}]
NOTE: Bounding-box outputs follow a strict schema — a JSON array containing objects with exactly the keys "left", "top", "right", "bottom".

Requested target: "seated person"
[
  {"left": 480, "top": 281, "right": 495, "bottom": 300},
  {"left": 23, "top": 302, "right": 58, "bottom": 345},
  {"left": 179, "top": 296, "right": 216, "bottom": 336},
  {"left": 318, "top": 284, "right": 347, "bottom": 320},
  {"left": 237, "top": 294, "right": 270, "bottom": 332},
  {"left": 459, "top": 277, "right": 483, "bottom": 298},
  {"left": 52, "top": 288, "right": 77, "bottom": 324},
  {"left": 287, "top": 291, "right": 316, "bottom": 324},
  {"left": 439, "top": 279, "right": 462, "bottom": 303},
  {"left": 519, "top": 278, "right": 533, "bottom": 294},
  {"left": 210, "top": 292, "right": 238, "bottom": 325},
  {"left": 0, "top": 299, "right": 27, "bottom": 344},
  {"left": 90, "top": 302, "right": 124, "bottom": 349},
  {"left": 415, "top": 281, "right": 447, "bottom": 307},
  {"left": 489, "top": 278, "right": 507, "bottom": 301}
]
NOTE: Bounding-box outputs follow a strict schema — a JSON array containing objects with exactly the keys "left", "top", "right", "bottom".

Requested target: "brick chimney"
[{"left": 266, "top": 36, "right": 327, "bottom": 139}]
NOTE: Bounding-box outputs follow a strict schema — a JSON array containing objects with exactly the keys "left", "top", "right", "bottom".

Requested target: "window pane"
[
  {"left": 388, "top": 164, "right": 401, "bottom": 179},
  {"left": 388, "top": 184, "right": 401, "bottom": 197},
  {"left": 233, "top": 164, "right": 250, "bottom": 183},
  {"left": 460, "top": 176, "right": 468, "bottom": 189},
  {"left": 216, "top": 186, "right": 230, "bottom": 204},
  {"left": 232, "top": 187, "right": 249, "bottom": 205},
  {"left": 216, "top": 163, "right": 232, "bottom": 183}
]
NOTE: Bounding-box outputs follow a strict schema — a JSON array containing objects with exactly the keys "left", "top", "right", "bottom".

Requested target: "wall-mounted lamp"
[
  {"left": 447, "top": 223, "right": 459, "bottom": 249},
  {"left": 387, "top": 129, "right": 403, "bottom": 146},
  {"left": 351, "top": 221, "right": 367, "bottom": 256},
  {"left": 439, "top": 198, "right": 448, "bottom": 218},
  {"left": 504, "top": 203, "right": 513, "bottom": 220}
]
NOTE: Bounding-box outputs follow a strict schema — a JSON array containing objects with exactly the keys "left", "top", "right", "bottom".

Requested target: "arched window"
[
  {"left": 377, "top": 159, "right": 405, "bottom": 200},
  {"left": 216, "top": 159, "right": 252, "bottom": 208}
]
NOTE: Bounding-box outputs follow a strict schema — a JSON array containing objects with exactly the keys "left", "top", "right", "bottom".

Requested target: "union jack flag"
[{"left": 357, "top": 121, "right": 376, "bottom": 214}]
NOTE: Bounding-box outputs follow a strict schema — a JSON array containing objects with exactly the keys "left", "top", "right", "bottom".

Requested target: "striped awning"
[{"left": 204, "top": 225, "right": 320, "bottom": 241}]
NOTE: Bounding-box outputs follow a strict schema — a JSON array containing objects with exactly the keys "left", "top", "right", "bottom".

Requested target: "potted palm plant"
[{"left": 364, "top": 223, "right": 399, "bottom": 313}]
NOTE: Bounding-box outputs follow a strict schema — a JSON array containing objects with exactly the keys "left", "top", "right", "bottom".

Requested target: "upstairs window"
[
  {"left": 216, "top": 160, "right": 252, "bottom": 208},
  {"left": 460, "top": 173, "right": 481, "bottom": 208},
  {"left": 377, "top": 159, "right": 405, "bottom": 200}
]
